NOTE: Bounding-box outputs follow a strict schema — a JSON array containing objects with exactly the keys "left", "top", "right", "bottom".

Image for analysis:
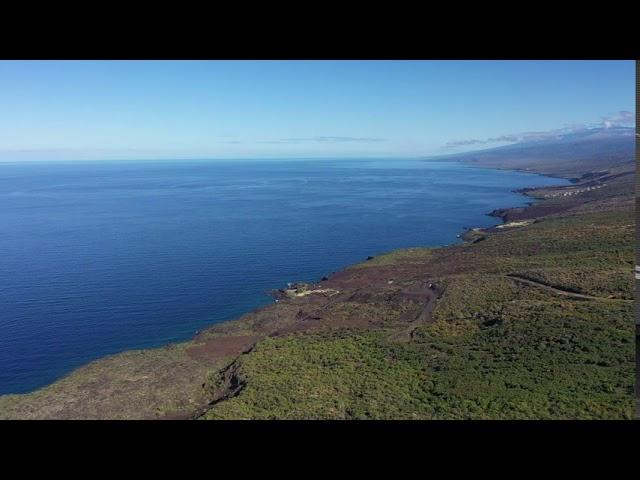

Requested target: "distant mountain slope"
[{"left": 435, "top": 127, "right": 635, "bottom": 179}]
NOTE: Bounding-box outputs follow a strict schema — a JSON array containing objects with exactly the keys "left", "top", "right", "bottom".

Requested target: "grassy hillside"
[{"left": 201, "top": 209, "right": 635, "bottom": 419}]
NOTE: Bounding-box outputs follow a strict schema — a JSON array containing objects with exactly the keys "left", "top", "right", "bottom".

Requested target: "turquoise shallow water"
[{"left": 0, "top": 158, "right": 567, "bottom": 394}]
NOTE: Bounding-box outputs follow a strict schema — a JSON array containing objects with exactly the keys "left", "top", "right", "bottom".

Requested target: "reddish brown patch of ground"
[
  {"left": 186, "top": 335, "right": 260, "bottom": 361},
  {"left": 325, "top": 265, "right": 429, "bottom": 289}
]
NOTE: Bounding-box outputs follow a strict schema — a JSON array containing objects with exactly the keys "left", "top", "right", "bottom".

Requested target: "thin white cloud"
[
  {"left": 446, "top": 110, "right": 635, "bottom": 148},
  {"left": 601, "top": 110, "right": 634, "bottom": 129},
  {"left": 258, "top": 136, "right": 385, "bottom": 145}
]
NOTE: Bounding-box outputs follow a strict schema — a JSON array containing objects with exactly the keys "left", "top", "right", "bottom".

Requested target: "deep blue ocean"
[{"left": 0, "top": 159, "right": 567, "bottom": 394}]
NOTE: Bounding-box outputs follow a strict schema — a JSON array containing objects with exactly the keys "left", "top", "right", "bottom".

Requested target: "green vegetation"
[
  {"left": 203, "top": 298, "right": 633, "bottom": 419},
  {"left": 201, "top": 210, "right": 635, "bottom": 419}
]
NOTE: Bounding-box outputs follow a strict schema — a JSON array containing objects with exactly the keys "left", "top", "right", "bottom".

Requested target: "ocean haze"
[{"left": 0, "top": 159, "right": 567, "bottom": 394}]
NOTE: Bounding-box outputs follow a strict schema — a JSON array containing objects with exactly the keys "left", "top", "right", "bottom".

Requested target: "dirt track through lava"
[
  {"left": 506, "top": 274, "right": 632, "bottom": 302},
  {"left": 387, "top": 284, "right": 442, "bottom": 343}
]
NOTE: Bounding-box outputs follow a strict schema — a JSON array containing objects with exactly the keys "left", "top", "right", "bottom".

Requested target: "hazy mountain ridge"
[{"left": 433, "top": 127, "right": 635, "bottom": 179}]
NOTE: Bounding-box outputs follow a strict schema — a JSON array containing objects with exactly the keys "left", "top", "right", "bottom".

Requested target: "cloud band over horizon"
[{"left": 446, "top": 110, "right": 635, "bottom": 148}]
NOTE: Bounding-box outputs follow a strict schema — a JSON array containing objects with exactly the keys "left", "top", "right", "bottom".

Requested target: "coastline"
[
  {"left": 0, "top": 159, "right": 565, "bottom": 398},
  {"left": 1, "top": 167, "right": 563, "bottom": 392},
  {"left": 1, "top": 161, "right": 633, "bottom": 419},
  {"left": 457, "top": 164, "right": 570, "bottom": 241}
]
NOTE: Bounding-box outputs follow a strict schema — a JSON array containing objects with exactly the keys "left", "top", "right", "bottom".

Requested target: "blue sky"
[{"left": 0, "top": 60, "right": 634, "bottom": 161}]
